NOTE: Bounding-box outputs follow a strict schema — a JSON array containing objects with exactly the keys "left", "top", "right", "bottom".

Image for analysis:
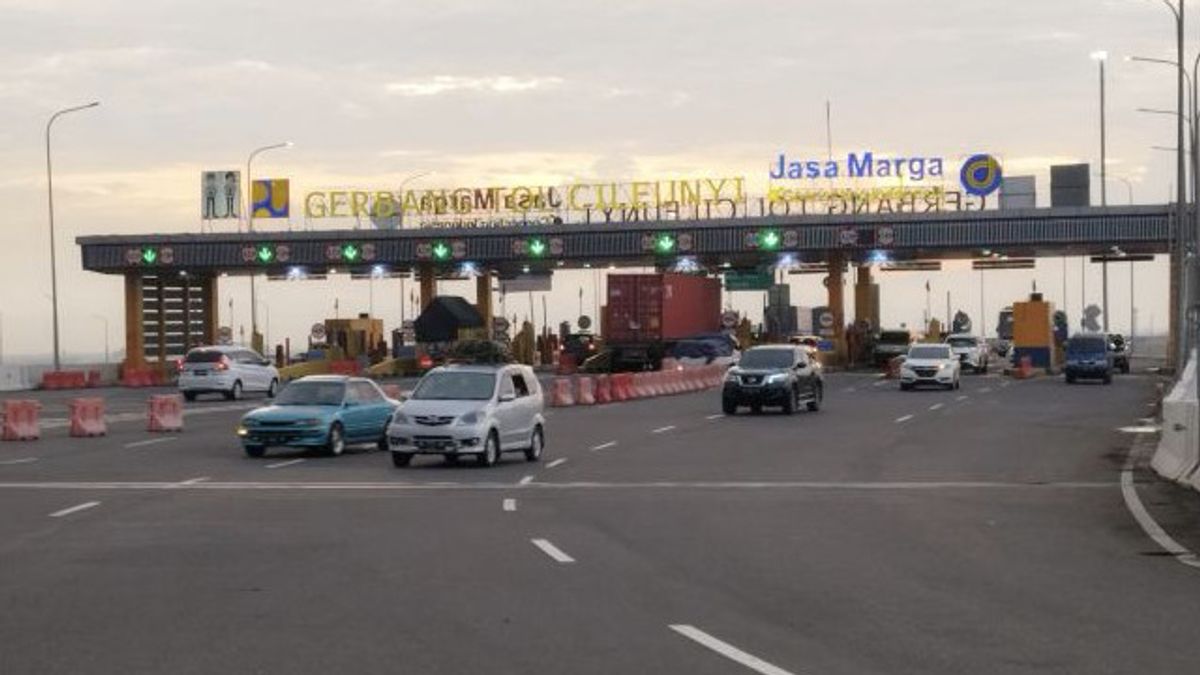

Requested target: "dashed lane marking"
[
  {"left": 176, "top": 477, "right": 210, "bottom": 486},
  {"left": 265, "top": 459, "right": 305, "bottom": 470},
  {"left": 1118, "top": 426, "right": 1160, "bottom": 434},
  {"left": 49, "top": 501, "right": 101, "bottom": 518},
  {"left": 669, "top": 625, "right": 796, "bottom": 675},
  {"left": 0, "top": 458, "right": 38, "bottom": 466},
  {"left": 956, "top": 395, "right": 969, "bottom": 402},
  {"left": 519, "top": 475, "right": 535, "bottom": 486},
  {"left": 503, "top": 498, "right": 516, "bottom": 512},
  {"left": 591, "top": 441, "right": 617, "bottom": 451},
  {"left": 895, "top": 415, "right": 914, "bottom": 423},
  {"left": 979, "top": 387, "right": 992, "bottom": 393},
  {"left": 651, "top": 425, "right": 676, "bottom": 434},
  {"left": 124, "top": 437, "right": 178, "bottom": 449},
  {"left": 705, "top": 414, "right": 725, "bottom": 420},
  {"left": 531, "top": 538, "right": 575, "bottom": 563},
  {"left": 929, "top": 403, "right": 944, "bottom": 411},
  {"left": 873, "top": 380, "right": 889, "bottom": 387},
  {"left": 546, "top": 458, "right": 567, "bottom": 469}
]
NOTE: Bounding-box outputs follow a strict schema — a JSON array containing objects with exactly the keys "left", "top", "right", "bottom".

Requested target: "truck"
[{"left": 602, "top": 273, "right": 722, "bottom": 371}]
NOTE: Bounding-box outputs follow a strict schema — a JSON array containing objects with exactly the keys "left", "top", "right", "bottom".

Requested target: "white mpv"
[
  {"left": 386, "top": 364, "right": 545, "bottom": 468},
  {"left": 177, "top": 346, "right": 280, "bottom": 401}
]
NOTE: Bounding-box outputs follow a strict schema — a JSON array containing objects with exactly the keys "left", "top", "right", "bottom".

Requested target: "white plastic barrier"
[
  {"left": 1151, "top": 350, "right": 1199, "bottom": 486},
  {"left": 0, "top": 365, "right": 36, "bottom": 392}
]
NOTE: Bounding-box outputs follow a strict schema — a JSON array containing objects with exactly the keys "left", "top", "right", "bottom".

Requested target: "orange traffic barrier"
[
  {"left": 610, "top": 373, "right": 631, "bottom": 401},
  {"left": 330, "top": 360, "right": 360, "bottom": 376},
  {"left": 2, "top": 400, "right": 41, "bottom": 441},
  {"left": 1013, "top": 355, "right": 1035, "bottom": 380},
  {"left": 42, "top": 370, "right": 88, "bottom": 390},
  {"left": 594, "top": 374, "right": 612, "bottom": 404},
  {"left": 576, "top": 376, "right": 596, "bottom": 405},
  {"left": 122, "top": 367, "right": 159, "bottom": 387},
  {"left": 147, "top": 394, "right": 184, "bottom": 432},
  {"left": 69, "top": 397, "right": 107, "bottom": 437},
  {"left": 550, "top": 377, "right": 575, "bottom": 407}
]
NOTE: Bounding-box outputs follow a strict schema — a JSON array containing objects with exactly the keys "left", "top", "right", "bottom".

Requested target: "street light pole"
[
  {"left": 46, "top": 101, "right": 100, "bottom": 371},
  {"left": 245, "top": 141, "right": 292, "bottom": 353},
  {"left": 92, "top": 314, "right": 109, "bottom": 363},
  {"left": 1092, "top": 50, "right": 1109, "bottom": 332}
]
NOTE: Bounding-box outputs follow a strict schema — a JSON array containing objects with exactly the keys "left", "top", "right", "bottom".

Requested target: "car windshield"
[
  {"left": 879, "top": 331, "right": 910, "bottom": 344},
  {"left": 947, "top": 337, "right": 977, "bottom": 348},
  {"left": 1068, "top": 337, "right": 1107, "bottom": 354},
  {"left": 412, "top": 372, "right": 496, "bottom": 401},
  {"left": 275, "top": 381, "right": 346, "bottom": 406},
  {"left": 910, "top": 345, "right": 952, "bottom": 360},
  {"left": 185, "top": 351, "right": 226, "bottom": 363},
  {"left": 739, "top": 349, "right": 793, "bottom": 369}
]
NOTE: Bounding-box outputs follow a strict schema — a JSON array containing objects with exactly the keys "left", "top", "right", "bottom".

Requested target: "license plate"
[{"left": 191, "top": 370, "right": 207, "bottom": 376}]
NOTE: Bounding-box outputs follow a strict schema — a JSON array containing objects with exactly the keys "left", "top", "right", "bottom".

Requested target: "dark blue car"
[
  {"left": 237, "top": 376, "right": 399, "bottom": 457},
  {"left": 1064, "top": 334, "right": 1113, "bottom": 385}
]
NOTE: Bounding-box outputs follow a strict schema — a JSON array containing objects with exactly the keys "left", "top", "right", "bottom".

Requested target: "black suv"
[{"left": 722, "top": 345, "right": 824, "bottom": 415}]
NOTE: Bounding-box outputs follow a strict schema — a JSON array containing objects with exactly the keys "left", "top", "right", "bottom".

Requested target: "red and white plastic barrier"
[
  {"left": 69, "top": 397, "right": 107, "bottom": 437},
  {"left": 147, "top": 394, "right": 184, "bottom": 432},
  {"left": 1, "top": 399, "right": 41, "bottom": 441},
  {"left": 594, "top": 374, "right": 612, "bottom": 404},
  {"left": 550, "top": 377, "right": 576, "bottom": 407}
]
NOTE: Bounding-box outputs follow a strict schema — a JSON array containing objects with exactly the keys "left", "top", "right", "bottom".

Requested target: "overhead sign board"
[
  {"left": 724, "top": 270, "right": 773, "bottom": 291},
  {"left": 201, "top": 171, "right": 241, "bottom": 220},
  {"left": 251, "top": 179, "right": 290, "bottom": 218}
]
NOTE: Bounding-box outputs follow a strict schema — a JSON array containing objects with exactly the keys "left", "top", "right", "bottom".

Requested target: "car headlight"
[
  {"left": 392, "top": 411, "right": 409, "bottom": 424},
  {"left": 236, "top": 425, "right": 248, "bottom": 436},
  {"left": 725, "top": 371, "right": 739, "bottom": 382},
  {"left": 939, "top": 362, "right": 953, "bottom": 371},
  {"left": 765, "top": 373, "right": 788, "bottom": 384},
  {"left": 459, "top": 410, "right": 484, "bottom": 425}
]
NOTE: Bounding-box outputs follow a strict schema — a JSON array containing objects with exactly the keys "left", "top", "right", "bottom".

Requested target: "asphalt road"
[{"left": 1, "top": 371, "right": 1197, "bottom": 674}]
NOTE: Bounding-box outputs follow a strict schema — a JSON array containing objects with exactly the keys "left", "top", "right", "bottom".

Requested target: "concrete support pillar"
[
  {"left": 854, "top": 264, "right": 879, "bottom": 333},
  {"left": 827, "top": 254, "right": 846, "bottom": 364},
  {"left": 475, "top": 271, "right": 494, "bottom": 338},
  {"left": 418, "top": 262, "right": 436, "bottom": 311},
  {"left": 123, "top": 273, "right": 145, "bottom": 372},
  {"left": 200, "top": 275, "right": 219, "bottom": 346}
]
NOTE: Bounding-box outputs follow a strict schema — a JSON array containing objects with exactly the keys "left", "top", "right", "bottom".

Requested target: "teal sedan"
[{"left": 237, "top": 376, "right": 399, "bottom": 458}]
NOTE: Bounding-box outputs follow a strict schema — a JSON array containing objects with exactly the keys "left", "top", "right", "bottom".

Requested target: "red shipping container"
[{"left": 603, "top": 274, "right": 721, "bottom": 344}]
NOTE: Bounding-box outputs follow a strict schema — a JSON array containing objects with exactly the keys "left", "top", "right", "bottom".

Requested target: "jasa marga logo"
[{"left": 959, "top": 154, "right": 1002, "bottom": 196}]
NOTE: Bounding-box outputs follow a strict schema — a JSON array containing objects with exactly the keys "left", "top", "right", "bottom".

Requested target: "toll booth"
[
  {"left": 1011, "top": 293, "right": 1059, "bottom": 372},
  {"left": 124, "top": 272, "right": 219, "bottom": 374},
  {"left": 325, "top": 315, "right": 385, "bottom": 361}
]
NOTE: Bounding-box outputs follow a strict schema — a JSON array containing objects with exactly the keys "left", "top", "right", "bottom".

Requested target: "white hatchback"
[
  {"left": 386, "top": 364, "right": 545, "bottom": 468},
  {"left": 177, "top": 346, "right": 280, "bottom": 401}
]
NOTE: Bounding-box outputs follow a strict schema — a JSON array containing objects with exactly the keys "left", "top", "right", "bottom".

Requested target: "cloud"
[{"left": 384, "top": 75, "right": 563, "bottom": 96}]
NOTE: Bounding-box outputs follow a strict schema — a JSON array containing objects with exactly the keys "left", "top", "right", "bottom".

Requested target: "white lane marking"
[
  {"left": 0, "top": 457, "right": 38, "bottom": 466},
  {"left": 177, "top": 477, "right": 210, "bottom": 486},
  {"left": 1118, "top": 426, "right": 1160, "bottom": 434},
  {"left": 956, "top": 395, "right": 969, "bottom": 402},
  {"left": 842, "top": 387, "right": 857, "bottom": 393},
  {"left": 651, "top": 425, "right": 676, "bottom": 434},
  {"left": 895, "top": 414, "right": 914, "bottom": 423},
  {"left": 705, "top": 414, "right": 725, "bottom": 420},
  {"left": 979, "top": 387, "right": 992, "bottom": 393},
  {"left": 124, "top": 437, "right": 178, "bottom": 449},
  {"left": 49, "top": 501, "right": 101, "bottom": 518},
  {"left": 265, "top": 459, "right": 305, "bottom": 470},
  {"left": 590, "top": 441, "right": 617, "bottom": 451},
  {"left": 531, "top": 538, "right": 575, "bottom": 563},
  {"left": 546, "top": 458, "right": 567, "bottom": 469},
  {"left": 0, "top": 479, "right": 1114, "bottom": 492},
  {"left": 518, "top": 475, "right": 535, "bottom": 485},
  {"left": 1121, "top": 447, "right": 1200, "bottom": 569},
  {"left": 873, "top": 380, "right": 889, "bottom": 387},
  {"left": 503, "top": 498, "right": 516, "bottom": 512},
  {"left": 929, "top": 403, "right": 944, "bottom": 411},
  {"left": 669, "top": 625, "right": 796, "bottom": 675}
]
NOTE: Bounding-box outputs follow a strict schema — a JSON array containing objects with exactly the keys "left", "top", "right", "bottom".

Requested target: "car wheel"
[
  {"left": 183, "top": 392, "right": 197, "bottom": 402},
  {"left": 391, "top": 451, "right": 413, "bottom": 467},
  {"left": 524, "top": 426, "right": 544, "bottom": 462},
  {"left": 722, "top": 399, "right": 737, "bottom": 415},
  {"left": 244, "top": 444, "right": 265, "bottom": 458},
  {"left": 377, "top": 434, "right": 389, "bottom": 453},
  {"left": 807, "top": 383, "right": 822, "bottom": 412},
  {"left": 782, "top": 389, "right": 796, "bottom": 415},
  {"left": 267, "top": 379, "right": 278, "bottom": 398},
  {"left": 477, "top": 431, "right": 499, "bottom": 467},
  {"left": 326, "top": 423, "right": 345, "bottom": 457},
  {"left": 226, "top": 381, "right": 243, "bottom": 401}
]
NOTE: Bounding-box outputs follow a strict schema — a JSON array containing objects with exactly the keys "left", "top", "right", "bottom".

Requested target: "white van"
[{"left": 177, "top": 346, "right": 280, "bottom": 401}]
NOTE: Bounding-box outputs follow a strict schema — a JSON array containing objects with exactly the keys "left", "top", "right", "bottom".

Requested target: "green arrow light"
[
  {"left": 256, "top": 245, "right": 275, "bottom": 264},
  {"left": 759, "top": 229, "right": 781, "bottom": 251},
  {"left": 140, "top": 247, "right": 158, "bottom": 264},
  {"left": 432, "top": 242, "right": 451, "bottom": 260},
  {"left": 654, "top": 233, "right": 676, "bottom": 254},
  {"left": 528, "top": 238, "right": 547, "bottom": 257},
  {"left": 341, "top": 243, "right": 361, "bottom": 262}
]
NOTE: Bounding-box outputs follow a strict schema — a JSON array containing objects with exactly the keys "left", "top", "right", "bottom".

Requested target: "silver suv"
[{"left": 386, "top": 364, "right": 545, "bottom": 468}]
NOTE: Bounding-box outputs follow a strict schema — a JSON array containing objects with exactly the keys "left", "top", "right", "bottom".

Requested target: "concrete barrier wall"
[
  {"left": 0, "top": 363, "right": 122, "bottom": 392},
  {"left": 1151, "top": 350, "right": 1199, "bottom": 489}
]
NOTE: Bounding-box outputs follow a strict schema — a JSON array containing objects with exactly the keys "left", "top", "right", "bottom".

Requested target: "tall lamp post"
[
  {"left": 245, "top": 141, "right": 292, "bottom": 353},
  {"left": 1092, "top": 50, "right": 1110, "bottom": 332},
  {"left": 46, "top": 101, "right": 100, "bottom": 371}
]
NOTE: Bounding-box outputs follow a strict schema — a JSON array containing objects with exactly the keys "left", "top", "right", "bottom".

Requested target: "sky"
[{"left": 0, "top": 0, "right": 1189, "bottom": 362}]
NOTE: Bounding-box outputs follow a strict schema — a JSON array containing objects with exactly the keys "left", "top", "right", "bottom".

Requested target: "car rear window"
[
  {"left": 739, "top": 349, "right": 794, "bottom": 369},
  {"left": 1068, "top": 337, "right": 1107, "bottom": 353},
  {"left": 879, "top": 331, "right": 911, "bottom": 344},
  {"left": 413, "top": 372, "right": 496, "bottom": 401},
  {"left": 185, "top": 351, "right": 226, "bottom": 363}
]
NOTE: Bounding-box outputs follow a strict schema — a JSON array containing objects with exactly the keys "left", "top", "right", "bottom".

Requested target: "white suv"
[
  {"left": 178, "top": 346, "right": 280, "bottom": 401},
  {"left": 945, "top": 333, "right": 990, "bottom": 374},
  {"left": 386, "top": 364, "right": 545, "bottom": 468},
  {"left": 900, "top": 343, "right": 961, "bottom": 390}
]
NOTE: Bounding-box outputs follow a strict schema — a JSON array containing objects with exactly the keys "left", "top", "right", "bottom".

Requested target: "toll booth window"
[{"left": 512, "top": 374, "right": 531, "bottom": 398}]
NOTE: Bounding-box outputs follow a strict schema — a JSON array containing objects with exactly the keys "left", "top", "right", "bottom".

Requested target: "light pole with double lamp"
[
  {"left": 1091, "top": 50, "right": 1110, "bottom": 331},
  {"left": 245, "top": 141, "right": 292, "bottom": 354},
  {"left": 45, "top": 101, "right": 100, "bottom": 371}
]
